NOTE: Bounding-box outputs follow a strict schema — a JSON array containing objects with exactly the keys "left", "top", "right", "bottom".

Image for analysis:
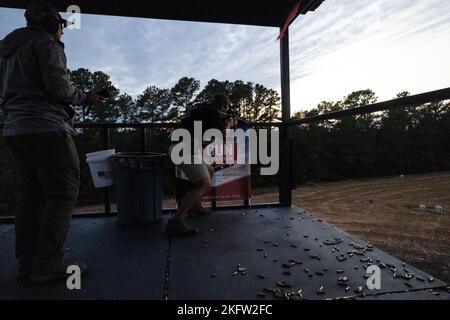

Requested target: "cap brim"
[
  {"left": 56, "top": 12, "right": 68, "bottom": 28},
  {"left": 60, "top": 18, "right": 69, "bottom": 28}
]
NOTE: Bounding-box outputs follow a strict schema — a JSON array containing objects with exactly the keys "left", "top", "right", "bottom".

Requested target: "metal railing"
[
  {"left": 278, "top": 87, "right": 450, "bottom": 205},
  {"left": 288, "top": 87, "right": 450, "bottom": 126},
  {"left": 73, "top": 122, "right": 282, "bottom": 215},
  {"left": 1, "top": 87, "right": 449, "bottom": 220}
]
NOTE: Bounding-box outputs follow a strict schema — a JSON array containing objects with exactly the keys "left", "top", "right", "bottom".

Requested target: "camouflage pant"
[{"left": 5, "top": 131, "right": 80, "bottom": 274}]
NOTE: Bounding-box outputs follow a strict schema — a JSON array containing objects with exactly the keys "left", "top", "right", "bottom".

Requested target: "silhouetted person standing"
[{"left": 0, "top": 0, "right": 103, "bottom": 284}]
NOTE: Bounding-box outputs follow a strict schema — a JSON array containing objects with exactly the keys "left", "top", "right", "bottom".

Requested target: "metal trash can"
[{"left": 111, "top": 153, "right": 165, "bottom": 224}]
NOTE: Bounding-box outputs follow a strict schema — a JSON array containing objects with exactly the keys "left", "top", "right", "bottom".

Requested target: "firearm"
[{"left": 83, "top": 88, "right": 111, "bottom": 117}]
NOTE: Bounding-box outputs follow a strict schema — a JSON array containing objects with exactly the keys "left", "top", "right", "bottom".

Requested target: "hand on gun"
[{"left": 86, "top": 90, "right": 106, "bottom": 106}]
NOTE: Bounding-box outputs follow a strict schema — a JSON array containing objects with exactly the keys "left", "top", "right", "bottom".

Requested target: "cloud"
[
  {"left": 288, "top": 0, "right": 450, "bottom": 110},
  {"left": 1, "top": 0, "right": 449, "bottom": 113}
]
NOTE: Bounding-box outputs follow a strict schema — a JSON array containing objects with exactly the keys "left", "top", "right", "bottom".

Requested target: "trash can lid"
[{"left": 111, "top": 153, "right": 166, "bottom": 169}]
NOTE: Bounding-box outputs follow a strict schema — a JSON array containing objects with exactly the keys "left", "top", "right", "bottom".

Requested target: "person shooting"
[{"left": 167, "top": 94, "right": 237, "bottom": 236}]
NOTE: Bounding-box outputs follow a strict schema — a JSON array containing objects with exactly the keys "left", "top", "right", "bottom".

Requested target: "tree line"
[
  {"left": 293, "top": 90, "right": 450, "bottom": 183},
  {"left": 68, "top": 68, "right": 281, "bottom": 123}
]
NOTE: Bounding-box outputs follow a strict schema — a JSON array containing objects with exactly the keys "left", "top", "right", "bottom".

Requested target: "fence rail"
[
  {"left": 1, "top": 87, "right": 449, "bottom": 219},
  {"left": 288, "top": 87, "right": 450, "bottom": 126}
]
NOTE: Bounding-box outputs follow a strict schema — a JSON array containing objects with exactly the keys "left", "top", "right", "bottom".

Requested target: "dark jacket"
[
  {"left": 0, "top": 26, "right": 87, "bottom": 136},
  {"left": 170, "top": 103, "right": 227, "bottom": 152},
  {"left": 179, "top": 103, "right": 226, "bottom": 136}
]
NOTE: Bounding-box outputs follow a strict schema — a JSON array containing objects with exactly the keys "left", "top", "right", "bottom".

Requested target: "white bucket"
[{"left": 86, "top": 149, "right": 116, "bottom": 188}]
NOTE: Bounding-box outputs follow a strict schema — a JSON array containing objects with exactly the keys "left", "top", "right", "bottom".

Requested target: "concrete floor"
[{"left": 0, "top": 206, "right": 448, "bottom": 300}]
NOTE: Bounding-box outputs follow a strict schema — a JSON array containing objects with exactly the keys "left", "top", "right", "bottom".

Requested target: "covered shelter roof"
[{"left": 0, "top": 0, "right": 324, "bottom": 27}]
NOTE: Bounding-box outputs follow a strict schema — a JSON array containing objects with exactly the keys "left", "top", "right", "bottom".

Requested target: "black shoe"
[
  {"left": 29, "top": 260, "right": 88, "bottom": 285},
  {"left": 166, "top": 219, "right": 199, "bottom": 236}
]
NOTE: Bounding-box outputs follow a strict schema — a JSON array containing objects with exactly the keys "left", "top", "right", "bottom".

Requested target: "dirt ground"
[
  {"left": 252, "top": 172, "right": 450, "bottom": 284},
  {"left": 75, "top": 171, "right": 450, "bottom": 284}
]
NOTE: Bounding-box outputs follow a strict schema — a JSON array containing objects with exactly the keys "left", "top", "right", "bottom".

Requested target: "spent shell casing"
[
  {"left": 354, "top": 286, "right": 363, "bottom": 294},
  {"left": 316, "top": 286, "right": 326, "bottom": 295}
]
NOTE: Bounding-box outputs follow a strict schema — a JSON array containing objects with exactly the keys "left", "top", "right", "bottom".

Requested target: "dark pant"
[
  {"left": 176, "top": 178, "right": 195, "bottom": 205},
  {"left": 5, "top": 131, "right": 80, "bottom": 274}
]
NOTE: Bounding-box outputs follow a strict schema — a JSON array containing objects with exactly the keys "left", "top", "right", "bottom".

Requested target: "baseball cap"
[{"left": 25, "top": 0, "right": 68, "bottom": 28}]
